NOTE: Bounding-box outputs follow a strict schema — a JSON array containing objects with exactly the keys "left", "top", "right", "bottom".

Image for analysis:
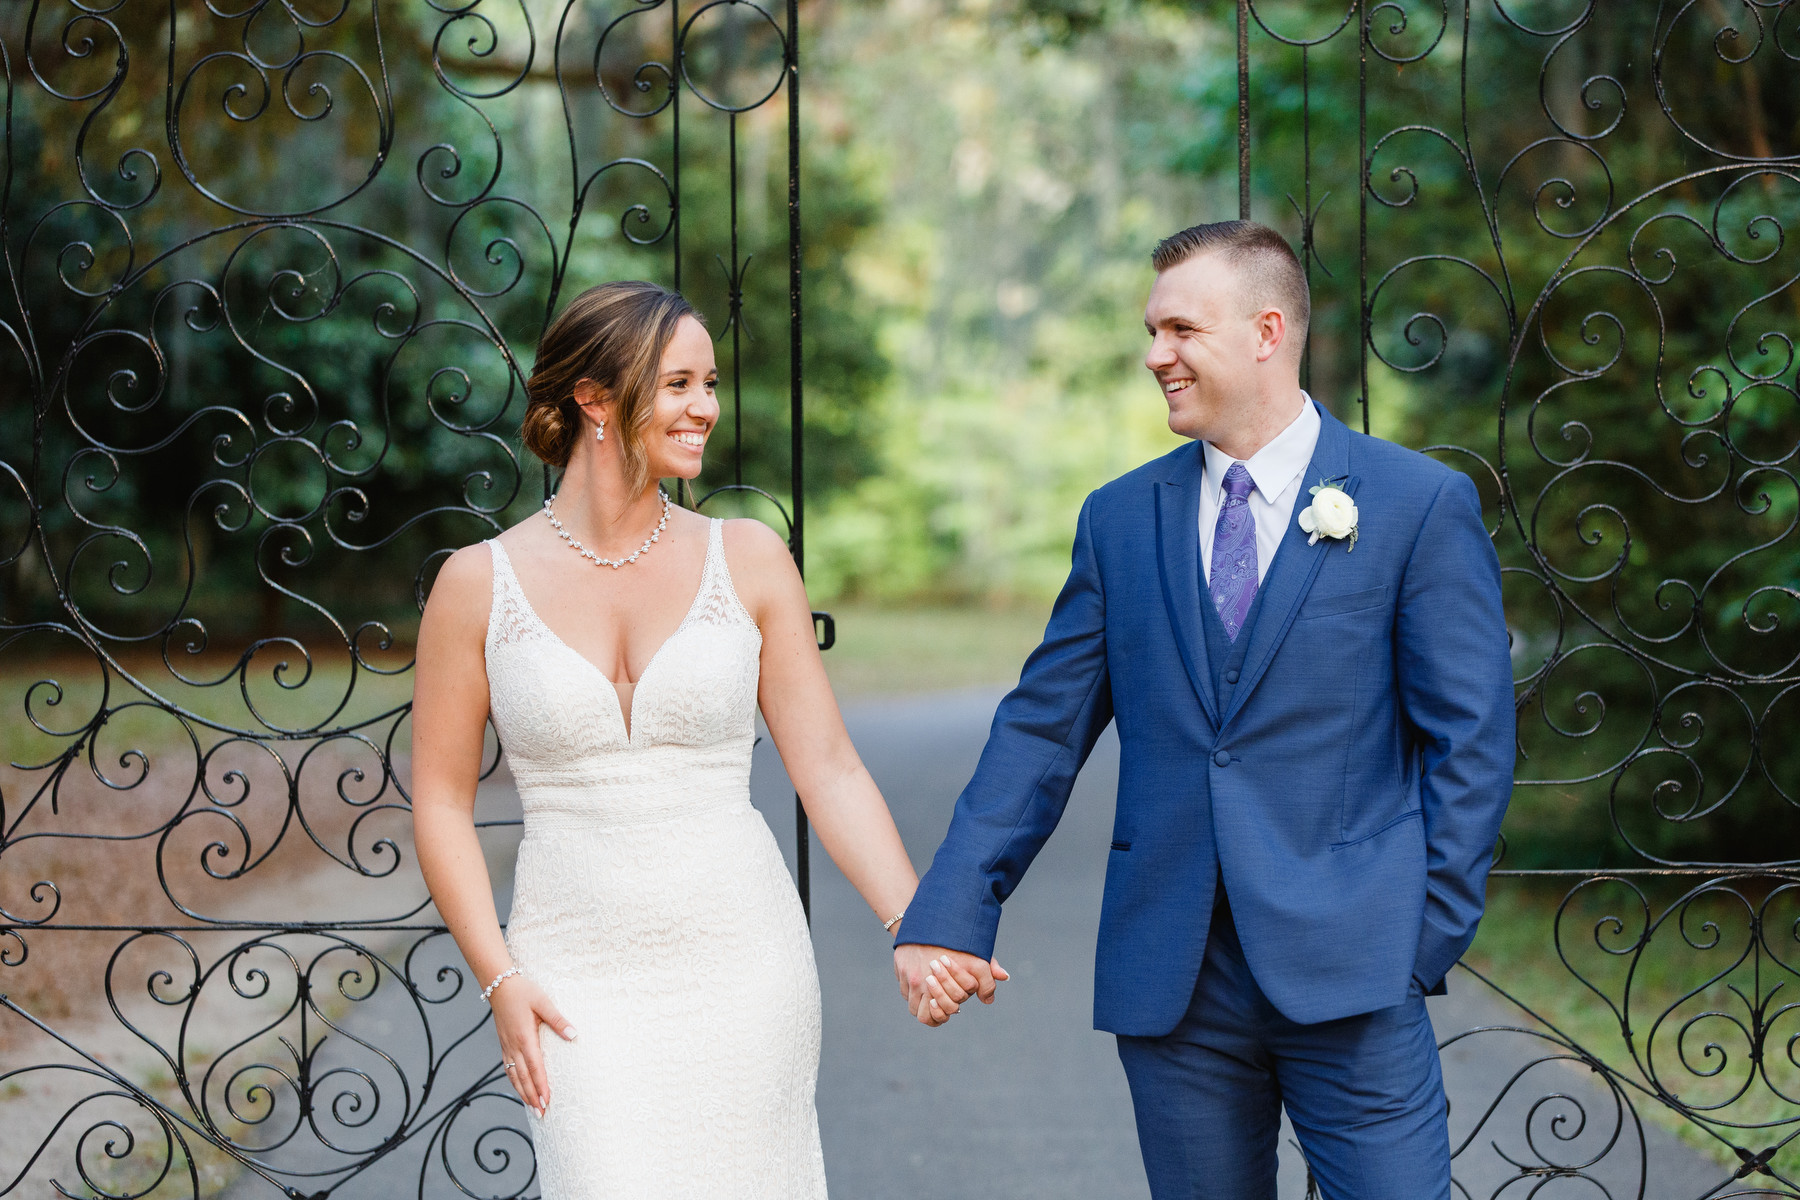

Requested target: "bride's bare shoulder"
[
  {"left": 418, "top": 540, "right": 499, "bottom": 644},
  {"left": 719, "top": 518, "right": 801, "bottom": 611},
  {"left": 720, "top": 517, "right": 794, "bottom": 570}
]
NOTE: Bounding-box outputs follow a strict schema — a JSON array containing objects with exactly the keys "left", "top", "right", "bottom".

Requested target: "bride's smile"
[{"left": 636, "top": 313, "right": 718, "bottom": 477}]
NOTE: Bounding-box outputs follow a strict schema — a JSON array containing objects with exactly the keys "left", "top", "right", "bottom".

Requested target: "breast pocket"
[{"left": 1296, "top": 584, "right": 1388, "bottom": 621}]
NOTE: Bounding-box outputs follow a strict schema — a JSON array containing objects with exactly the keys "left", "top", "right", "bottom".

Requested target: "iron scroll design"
[
  {"left": 7, "top": 0, "right": 1800, "bottom": 1197},
  {"left": 0, "top": 1, "right": 803, "bottom": 1196},
  {"left": 1235, "top": 0, "right": 1800, "bottom": 1194}
]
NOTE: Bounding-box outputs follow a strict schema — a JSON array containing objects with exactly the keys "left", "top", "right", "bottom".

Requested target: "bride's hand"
[
  {"left": 894, "top": 944, "right": 1008, "bottom": 1027},
  {"left": 491, "top": 976, "right": 577, "bottom": 1117}
]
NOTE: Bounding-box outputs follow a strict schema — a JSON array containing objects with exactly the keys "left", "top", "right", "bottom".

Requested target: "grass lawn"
[
  {"left": 1, "top": 604, "right": 1046, "bottom": 769},
  {"left": 1464, "top": 877, "right": 1800, "bottom": 1179},
  {"left": 0, "top": 647, "right": 418, "bottom": 771},
  {"left": 817, "top": 603, "right": 1052, "bottom": 700}
]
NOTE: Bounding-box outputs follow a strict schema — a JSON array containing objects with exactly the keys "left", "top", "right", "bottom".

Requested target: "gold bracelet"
[{"left": 882, "top": 911, "right": 905, "bottom": 932}]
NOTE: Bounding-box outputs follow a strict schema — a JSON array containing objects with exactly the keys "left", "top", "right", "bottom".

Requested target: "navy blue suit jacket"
[{"left": 897, "top": 402, "right": 1516, "bottom": 1036}]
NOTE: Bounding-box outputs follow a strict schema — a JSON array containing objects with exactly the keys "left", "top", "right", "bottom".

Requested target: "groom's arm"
[
  {"left": 897, "top": 493, "right": 1115, "bottom": 961},
  {"left": 1396, "top": 470, "right": 1516, "bottom": 992}
]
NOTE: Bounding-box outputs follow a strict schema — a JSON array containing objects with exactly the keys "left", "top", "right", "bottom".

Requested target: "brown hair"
[
  {"left": 1151, "top": 220, "right": 1310, "bottom": 354},
  {"left": 521, "top": 281, "right": 704, "bottom": 488}
]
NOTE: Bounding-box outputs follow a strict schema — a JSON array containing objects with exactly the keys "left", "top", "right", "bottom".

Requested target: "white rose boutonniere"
[{"left": 1298, "top": 479, "right": 1358, "bottom": 551}]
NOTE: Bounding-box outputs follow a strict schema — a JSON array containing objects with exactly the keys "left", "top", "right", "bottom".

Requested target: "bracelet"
[
  {"left": 481, "top": 966, "right": 522, "bottom": 1003},
  {"left": 882, "top": 911, "right": 905, "bottom": 933}
]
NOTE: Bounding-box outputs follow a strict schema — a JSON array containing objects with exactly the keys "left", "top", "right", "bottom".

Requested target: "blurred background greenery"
[
  {"left": 0, "top": 0, "right": 1208, "bottom": 632},
  {"left": 8, "top": 0, "right": 1800, "bottom": 843},
  {"left": 5, "top": 0, "right": 1799, "bottom": 867}
]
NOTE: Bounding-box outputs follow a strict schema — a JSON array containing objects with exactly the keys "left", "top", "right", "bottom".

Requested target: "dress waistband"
[
  {"left": 511, "top": 738, "right": 753, "bottom": 830},
  {"left": 523, "top": 791, "right": 750, "bottom": 832}
]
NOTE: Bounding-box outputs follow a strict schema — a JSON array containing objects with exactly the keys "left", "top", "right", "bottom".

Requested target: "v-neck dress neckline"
[{"left": 487, "top": 535, "right": 710, "bottom": 741}]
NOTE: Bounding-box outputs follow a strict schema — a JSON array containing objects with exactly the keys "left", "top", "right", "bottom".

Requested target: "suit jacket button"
[
  {"left": 1213, "top": 749, "right": 1231, "bottom": 767},
  {"left": 1225, "top": 669, "right": 1239, "bottom": 684}
]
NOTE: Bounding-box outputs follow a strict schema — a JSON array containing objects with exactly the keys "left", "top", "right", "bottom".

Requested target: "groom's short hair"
[{"left": 1152, "top": 221, "right": 1310, "bottom": 353}]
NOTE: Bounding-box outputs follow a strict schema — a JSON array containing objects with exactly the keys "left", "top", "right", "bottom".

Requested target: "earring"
[{"left": 595, "top": 418, "right": 606, "bottom": 443}]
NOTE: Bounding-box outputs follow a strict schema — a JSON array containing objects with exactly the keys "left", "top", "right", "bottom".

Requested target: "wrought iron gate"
[
  {"left": 4, "top": 1, "right": 1799, "bottom": 1198},
  {"left": 0, "top": 1, "right": 807, "bottom": 1195},
  {"left": 1230, "top": 1, "right": 1800, "bottom": 1194}
]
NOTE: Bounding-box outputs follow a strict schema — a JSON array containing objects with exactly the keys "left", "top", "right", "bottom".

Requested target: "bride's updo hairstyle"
[{"left": 522, "top": 280, "right": 704, "bottom": 490}]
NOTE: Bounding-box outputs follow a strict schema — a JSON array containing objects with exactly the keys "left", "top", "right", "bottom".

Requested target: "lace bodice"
[{"left": 484, "top": 518, "right": 763, "bottom": 811}]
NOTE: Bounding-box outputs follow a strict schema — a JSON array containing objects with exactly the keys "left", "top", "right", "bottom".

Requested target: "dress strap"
[
  {"left": 706, "top": 517, "right": 725, "bottom": 568},
  {"left": 483, "top": 539, "right": 539, "bottom": 651},
  {"left": 486, "top": 538, "right": 517, "bottom": 606},
  {"left": 696, "top": 518, "right": 757, "bottom": 632}
]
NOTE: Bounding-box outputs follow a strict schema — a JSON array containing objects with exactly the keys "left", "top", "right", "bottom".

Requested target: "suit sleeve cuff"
[{"left": 892, "top": 866, "right": 1002, "bottom": 959}]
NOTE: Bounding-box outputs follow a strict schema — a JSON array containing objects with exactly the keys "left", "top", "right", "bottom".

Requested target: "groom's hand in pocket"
[{"left": 893, "top": 944, "right": 1009, "bottom": 1027}]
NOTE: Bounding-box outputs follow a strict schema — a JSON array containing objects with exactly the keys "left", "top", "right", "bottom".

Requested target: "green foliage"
[
  {"left": 8, "top": 0, "right": 1800, "bottom": 874},
  {"left": 0, "top": 0, "right": 884, "bottom": 645},
  {"left": 805, "top": 0, "right": 1800, "bottom": 875},
  {"left": 804, "top": 0, "right": 1215, "bottom": 602},
  {"left": 1196, "top": 4, "right": 1800, "bottom": 870}
]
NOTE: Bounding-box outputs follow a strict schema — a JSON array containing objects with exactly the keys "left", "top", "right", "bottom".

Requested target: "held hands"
[
  {"left": 893, "top": 942, "right": 1009, "bottom": 1027},
  {"left": 490, "top": 975, "right": 576, "bottom": 1116}
]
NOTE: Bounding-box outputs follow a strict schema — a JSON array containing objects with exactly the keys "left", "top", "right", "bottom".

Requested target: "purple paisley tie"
[{"left": 1208, "top": 462, "right": 1259, "bottom": 642}]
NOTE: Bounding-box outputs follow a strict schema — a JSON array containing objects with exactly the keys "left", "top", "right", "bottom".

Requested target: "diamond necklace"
[{"left": 543, "top": 489, "right": 670, "bottom": 569}]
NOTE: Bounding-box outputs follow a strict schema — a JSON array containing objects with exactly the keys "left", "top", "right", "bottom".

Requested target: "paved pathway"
[
  {"left": 201, "top": 688, "right": 1730, "bottom": 1199},
  {"left": 769, "top": 689, "right": 1729, "bottom": 1200}
]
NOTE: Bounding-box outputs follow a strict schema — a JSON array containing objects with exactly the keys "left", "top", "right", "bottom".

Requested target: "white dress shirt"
[{"left": 1198, "top": 394, "right": 1322, "bottom": 585}]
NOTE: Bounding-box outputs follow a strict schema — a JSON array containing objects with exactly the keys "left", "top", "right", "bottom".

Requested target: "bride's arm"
[
  {"left": 728, "top": 520, "right": 1003, "bottom": 1025},
  {"left": 413, "top": 544, "right": 574, "bottom": 1116},
  {"left": 728, "top": 521, "right": 920, "bottom": 929}
]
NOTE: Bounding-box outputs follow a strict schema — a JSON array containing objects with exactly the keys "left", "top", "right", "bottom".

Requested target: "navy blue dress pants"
[{"left": 1115, "top": 893, "right": 1451, "bottom": 1200}]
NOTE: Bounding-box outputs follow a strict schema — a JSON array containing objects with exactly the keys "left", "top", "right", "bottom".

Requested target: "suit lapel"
[
  {"left": 1222, "top": 403, "right": 1356, "bottom": 725},
  {"left": 1153, "top": 444, "right": 1220, "bottom": 729}
]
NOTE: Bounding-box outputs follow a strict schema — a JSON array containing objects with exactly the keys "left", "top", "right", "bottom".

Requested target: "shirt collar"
[{"left": 1202, "top": 393, "right": 1320, "bottom": 502}]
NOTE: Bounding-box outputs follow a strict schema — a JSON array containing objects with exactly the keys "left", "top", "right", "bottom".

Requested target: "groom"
[{"left": 894, "top": 220, "right": 1515, "bottom": 1198}]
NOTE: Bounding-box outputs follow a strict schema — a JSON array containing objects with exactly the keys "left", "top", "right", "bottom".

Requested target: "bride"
[{"left": 410, "top": 281, "right": 996, "bottom": 1197}]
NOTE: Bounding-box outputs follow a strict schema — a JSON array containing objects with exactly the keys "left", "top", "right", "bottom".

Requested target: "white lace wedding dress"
[{"left": 483, "top": 519, "right": 826, "bottom": 1197}]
